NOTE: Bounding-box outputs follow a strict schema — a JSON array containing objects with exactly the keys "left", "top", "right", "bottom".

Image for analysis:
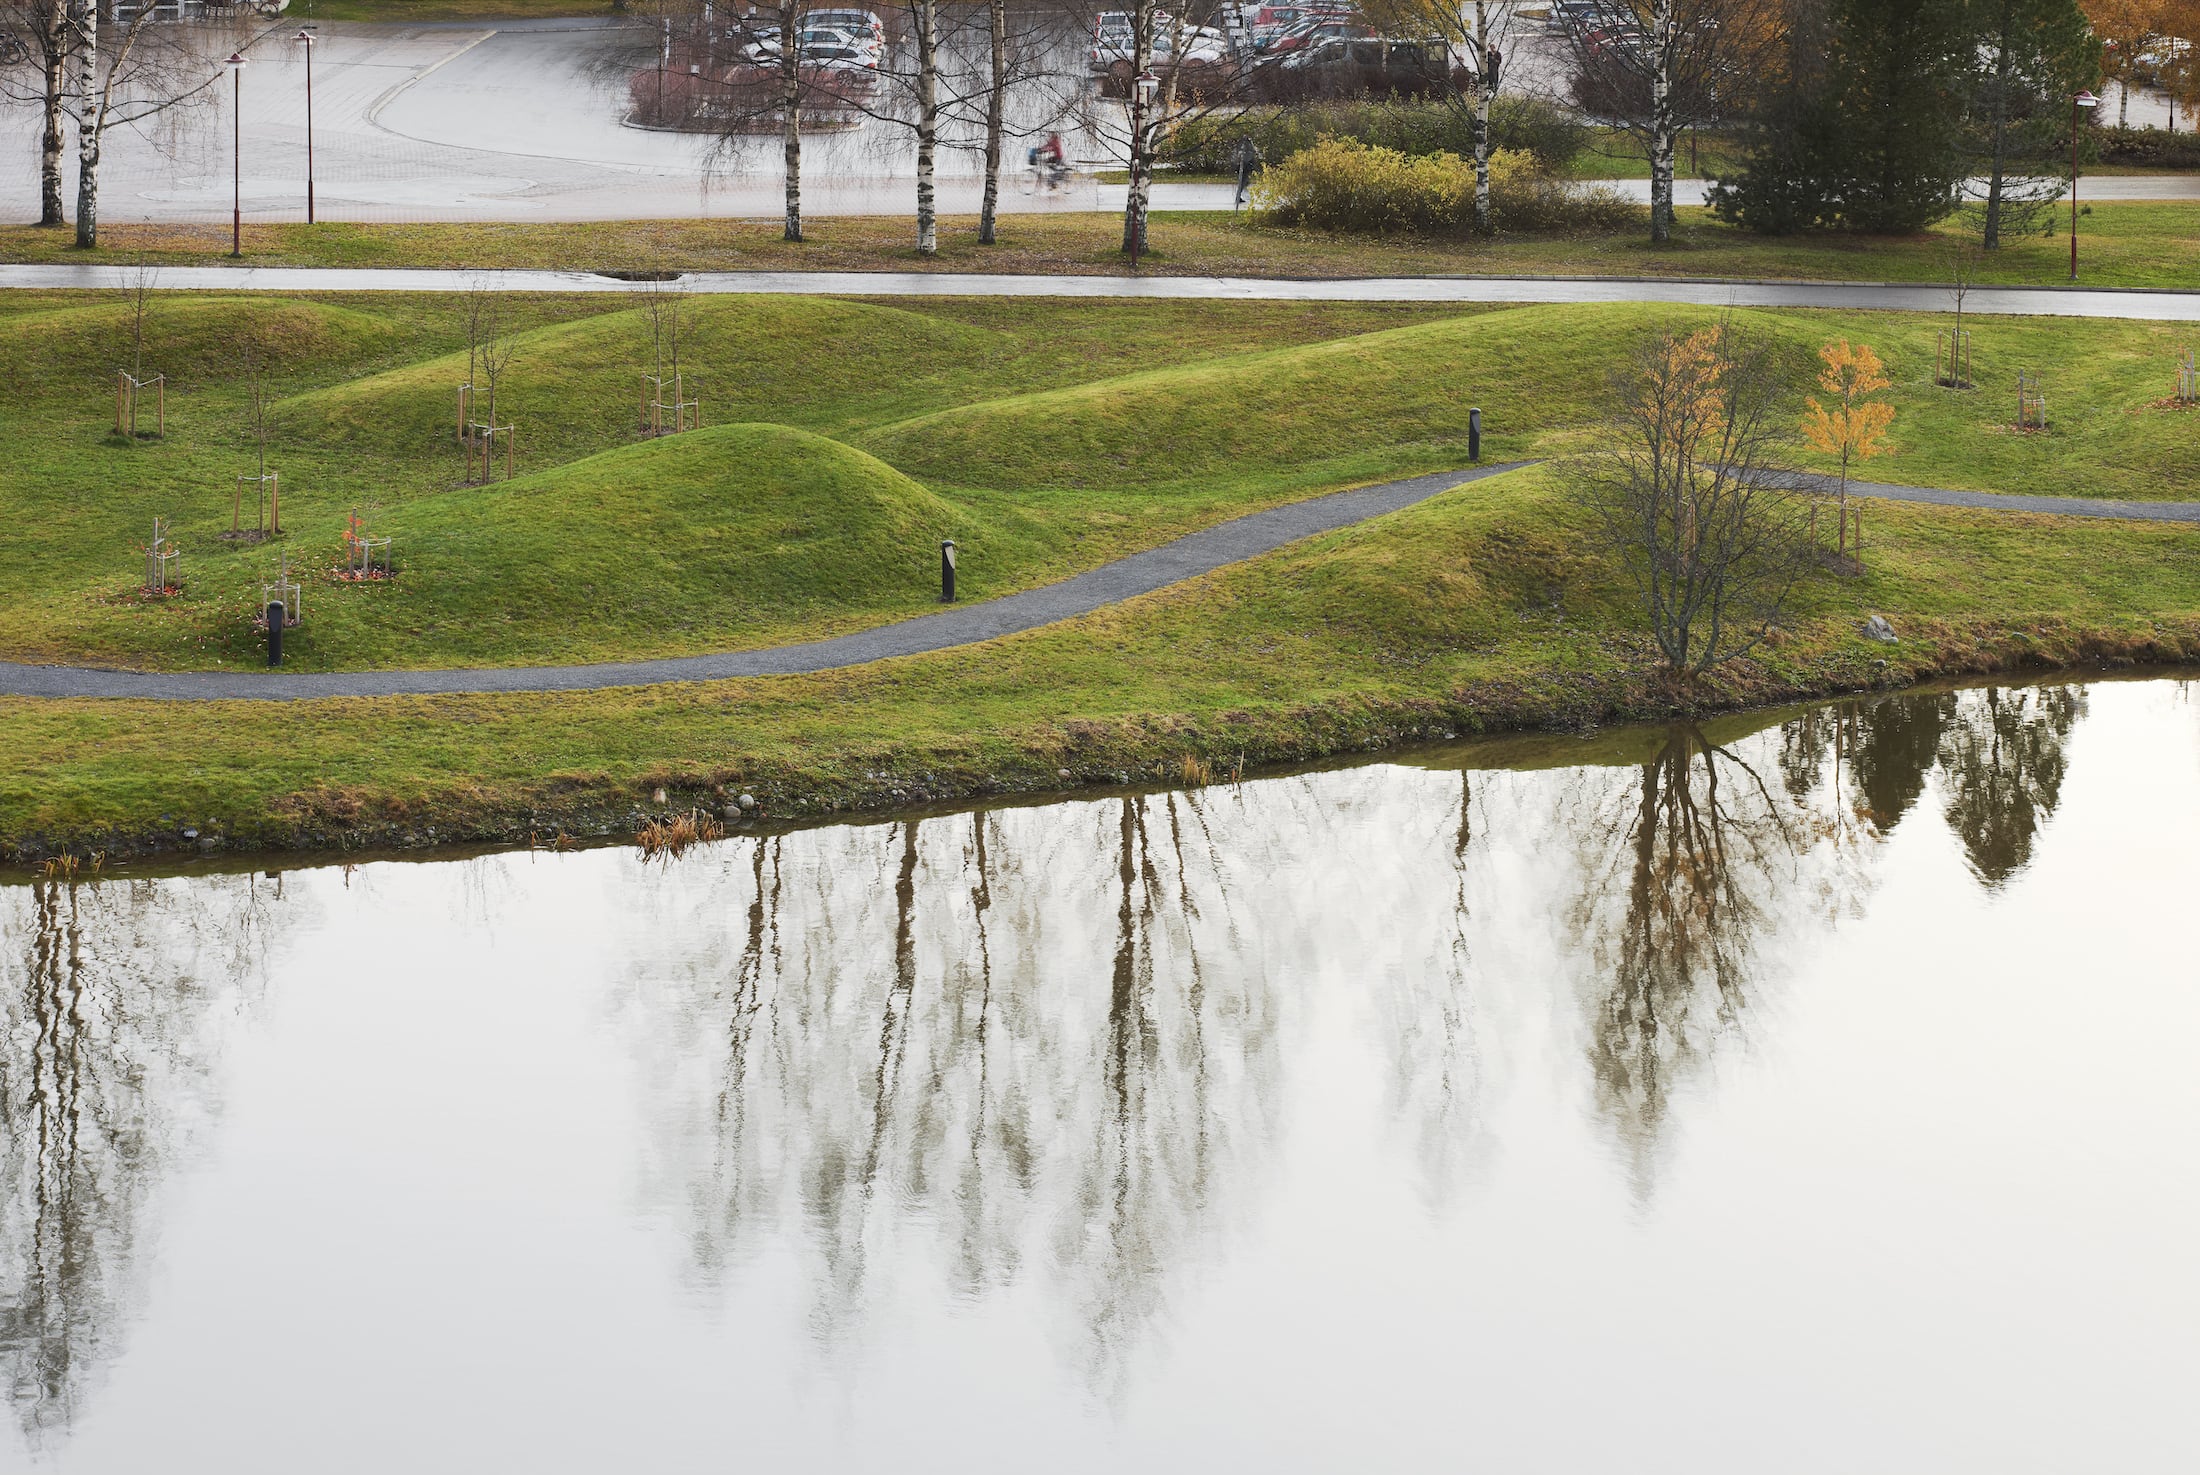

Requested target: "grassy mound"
[
  {"left": 0, "top": 297, "right": 405, "bottom": 393},
  {"left": 856, "top": 302, "right": 2200, "bottom": 503},
  {"left": 277, "top": 296, "right": 1008, "bottom": 467},
  {"left": 376, "top": 422, "right": 977, "bottom": 664},
  {"left": 855, "top": 302, "right": 1710, "bottom": 496},
  {"left": 17, "top": 423, "right": 998, "bottom": 673}
]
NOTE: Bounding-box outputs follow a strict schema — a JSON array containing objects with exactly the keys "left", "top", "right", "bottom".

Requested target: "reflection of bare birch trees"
[
  {"left": 1570, "top": 686, "right": 2090, "bottom": 1195},
  {"left": 623, "top": 684, "right": 2096, "bottom": 1378},
  {"left": 629, "top": 794, "right": 1283, "bottom": 1395},
  {"left": 0, "top": 874, "right": 285, "bottom": 1447},
  {"left": 1568, "top": 725, "right": 1817, "bottom": 1194}
]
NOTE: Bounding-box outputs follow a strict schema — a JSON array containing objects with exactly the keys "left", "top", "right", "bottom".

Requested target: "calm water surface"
[{"left": 3, "top": 678, "right": 2196, "bottom": 1474}]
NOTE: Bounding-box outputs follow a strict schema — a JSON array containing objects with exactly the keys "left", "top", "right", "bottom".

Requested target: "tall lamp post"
[
  {"left": 225, "top": 51, "right": 247, "bottom": 257},
  {"left": 296, "top": 27, "right": 317, "bottom": 224},
  {"left": 2069, "top": 89, "right": 2098, "bottom": 281}
]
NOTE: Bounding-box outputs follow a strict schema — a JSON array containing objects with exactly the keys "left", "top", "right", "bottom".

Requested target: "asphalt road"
[
  {"left": 3, "top": 17, "right": 2193, "bottom": 225},
  {"left": 3, "top": 263, "right": 2196, "bottom": 319},
  {"left": 7, "top": 465, "right": 2196, "bottom": 704}
]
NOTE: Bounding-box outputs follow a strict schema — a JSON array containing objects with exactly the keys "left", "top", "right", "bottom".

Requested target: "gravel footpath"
[
  {"left": 5, "top": 463, "right": 2193, "bottom": 703},
  {"left": 0, "top": 465, "right": 1527, "bottom": 702},
  {"left": 1796, "top": 473, "right": 2200, "bottom": 522}
]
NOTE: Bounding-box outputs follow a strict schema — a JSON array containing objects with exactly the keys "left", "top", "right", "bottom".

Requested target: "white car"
[
  {"left": 806, "top": 7, "right": 885, "bottom": 49},
  {"left": 1089, "top": 10, "right": 1178, "bottom": 71},
  {"left": 739, "top": 23, "right": 880, "bottom": 69},
  {"left": 1177, "top": 25, "right": 1229, "bottom": 64}
]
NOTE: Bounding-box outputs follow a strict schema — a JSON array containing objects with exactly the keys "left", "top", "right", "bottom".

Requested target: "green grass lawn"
[
  {"left": 3, "top": 288, "right": 2199, "bottom": 856},
  {"left": 6, "top": 462, "right": 2197, "bottom": 857},
  {"left": 6, "top": 200, "right": 2199, "bottom": 288}
]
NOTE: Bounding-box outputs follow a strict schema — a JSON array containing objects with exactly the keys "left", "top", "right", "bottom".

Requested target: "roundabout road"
[{"left": 4, "top": 464, "right": 2195, "bottom": 703}]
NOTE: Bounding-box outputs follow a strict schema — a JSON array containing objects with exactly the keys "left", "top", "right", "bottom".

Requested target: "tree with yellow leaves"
[
  {"left": 2086, "top": 0, "right": 2200, "bottom": 128},
  {"left": 1803, "top": 340, "right": 1896, "bottom": 563}
]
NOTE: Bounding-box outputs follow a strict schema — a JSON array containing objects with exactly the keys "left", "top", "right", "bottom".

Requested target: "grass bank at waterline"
[
  {"left": 9, "top": 464, "right": 2200, "bottom": 863},
  {"left": 6, "top": 202, "right": 2200, "bottom": 289},
  {"left": 3, "top": 292, "right": 2199, "bottom": 860}
]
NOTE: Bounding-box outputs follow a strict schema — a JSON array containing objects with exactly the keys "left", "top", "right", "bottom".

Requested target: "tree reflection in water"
[
  {"left": 1578, "top": 685, "right": 2090, "bottom": 1193},
  {"left": 0, "top": 874, "right": 286, "bottom": 1447},
  {"left": 1938, "top": 685, "right": 2085, "bottom": 886},
  {"left": 636, "top": 794, "right": 1281, "bottom": 1397},
  {"left": 1371, "top": 771, "right": 1495, "bottom": 1209},
  {"left": 1572, "top": 726, "right": 1812, "bottom": 1196}
]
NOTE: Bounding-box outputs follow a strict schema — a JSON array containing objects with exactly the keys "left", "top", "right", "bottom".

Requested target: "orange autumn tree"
[
  {"left": 1803, "top": 340, "right": 1896, "bottom": 562},
  {"left": 2087, "top": 0, "right": 2170, "bottom": 126}
]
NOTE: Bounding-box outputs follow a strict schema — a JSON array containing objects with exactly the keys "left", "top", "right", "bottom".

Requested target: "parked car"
[
  {"left": 1261, "top": 36, "right": 1446, "bottom": 100},
  {"left": 805, "top": 8, "right": 884, "bottom": 50},
  {"left": 1178, "top": 25, "right": 1230, "bottom": 64},
  {"left": 1251, "top": 4, "right": 1353, "bottom": 51},
  {"left": 740, "top": 24, "right": 879, "bottom": 68},
  {"left": 802, "top": 27, "right": 879, "bottom": 70},
  {"left": 1089, "top": 10, "right": 1177, "bottom": 72},
  {"left": 1265, "top": 19, "right": 1371, "bottom": 55}
]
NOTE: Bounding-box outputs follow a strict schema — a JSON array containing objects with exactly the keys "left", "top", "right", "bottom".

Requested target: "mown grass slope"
[
  {"left": 0, "top": 291, "right": 1477, "bottom": 671},
  {"left": 857, "top": 302, "right": 2200, "bottom": 502},
  {"left": 9, "top": 462, "right": 2200, "bottom": 855},
  {"left": 2, "top": 291, "right": 2194, "bottom": 681}
]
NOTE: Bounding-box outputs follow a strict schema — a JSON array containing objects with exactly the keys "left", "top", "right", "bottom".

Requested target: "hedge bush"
[
  {"left": 1164, "top": 95, "right": 1589, "bottom": 175},
  {"left": 2094, "top": 125, "right": 2200, "bottom": 170},
  {"left": 1251, "top": 138, "right": 1642, "bottom": 236}
]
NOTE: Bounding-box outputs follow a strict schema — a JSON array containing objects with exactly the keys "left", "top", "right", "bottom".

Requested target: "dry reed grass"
[{"left": 636, "top": 808, "right": 724, "bottom": 860}]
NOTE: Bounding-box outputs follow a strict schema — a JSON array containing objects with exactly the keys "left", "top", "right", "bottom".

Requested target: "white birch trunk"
[
  {"left": 70, "top": 0, "right": 98, "bottom": 248},
  {"left": 914, "top": 0, "right": 938, "bottom": 255},
  {"left": 979, "top": 0, "right": 1005, "bottom": 245},
  {"left": 1470, "top": 3, "right": 1491, "bottom": 232},
  {"left": 39, "top": 0, "right": 67, "bottom": 225},
  {"left": 1648, "top": 0, "right": 1676, "bottom": 244},
  {"left": 1120, "top": 0, "right": 1154, "bottom": 257},
  {"left": 780, "top": 4, "right": 801, "bottom": 242}
]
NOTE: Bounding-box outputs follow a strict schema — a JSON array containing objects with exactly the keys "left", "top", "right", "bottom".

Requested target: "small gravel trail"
[
  {"left": 4, "top": 463, "right": 2193, "bottom": 703},
  {"left": 0, "top": 465, "right": 1526, "bottom": 701}
]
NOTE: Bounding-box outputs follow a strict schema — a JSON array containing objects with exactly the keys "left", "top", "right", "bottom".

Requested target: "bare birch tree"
[
  {"left": 0, "top": 0, "right": 72, "bottom": 226},
  {"left": 476, "top": 294, "right": 519, "bottom": 429},
  {"left": 67, "top": 1, "right": 220, "bottom": 248},
  {"left": 1360, "top": 0, "right": 1522, "bottom": 233},
  {"left": 1559, "top": 0, "right": 1782, "bottom": 244},
  {"left": 120, "top": 258, "right": 157, "bottom": 378},
  {"left": 910, "top": 0, "right": 940, "bottom": 253},
  {"left": 767, "top": 0, "right": 804, "bottom": 240},
  {"left": 978, "top": 0, "right": 1007, "bottom": 243},
  {"left": 1574, "top": 321, "right": 1811, "bottom": 677}
]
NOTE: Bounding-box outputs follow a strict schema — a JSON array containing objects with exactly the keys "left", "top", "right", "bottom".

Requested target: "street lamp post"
[
  {"left": 225, "top": 51, "right": 247, "bottom": 257},
  {"left": 2069, "top": 89, "right": 2098, "bottom": 281},
  {"left": 296, "top": 27, "right": 316, "bottom": 224}
]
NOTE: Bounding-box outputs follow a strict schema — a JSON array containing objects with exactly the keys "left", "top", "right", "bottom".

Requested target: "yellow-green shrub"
[{"left": 1251, "top": 138, "right": 1643, "bottom": 236}]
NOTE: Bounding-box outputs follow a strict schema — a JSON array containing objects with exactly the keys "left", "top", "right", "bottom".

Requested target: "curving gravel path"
[
  {"left": 5, "top": 463, "right": 2194, "bottom": 703},
  {"left": 0, "top": 465, "right": 1527, "bottom": 702},
  {"left": 1791, "top": 473, "right": 2200, "bottom": 522}
]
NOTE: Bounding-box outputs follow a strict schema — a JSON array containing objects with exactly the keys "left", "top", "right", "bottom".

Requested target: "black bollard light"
[
  {"left": 266, "top": 601, "right": 284, "bottom": 666},
  {"left": 1468, "top": 406, "right": 1482, "bottom": 463},
  {"left": 941, "top": 539, "right": 957, "bottom": 603}
]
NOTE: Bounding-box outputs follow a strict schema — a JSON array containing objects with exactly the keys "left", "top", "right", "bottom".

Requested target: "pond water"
[{"left": 3, "top": 677, "right": 2196, "bottom": 1474}]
